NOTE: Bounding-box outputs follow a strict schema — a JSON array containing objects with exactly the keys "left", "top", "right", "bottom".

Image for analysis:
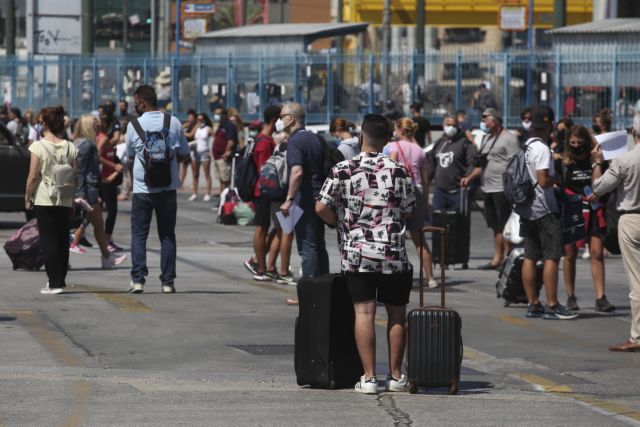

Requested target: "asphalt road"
[{"left": 0, "top": 193, "right": 639, "bottom": 426}]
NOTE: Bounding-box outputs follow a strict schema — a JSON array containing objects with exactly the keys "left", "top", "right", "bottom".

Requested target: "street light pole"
[
  {"left": 526, "top": 0, "right": 534, "bottom": 107},
  {"left": 175, "top": 0, "right": 181, "bottom": 57},
  {"left": 382, "top": 0, "right": 391, "bottom": 102},
  {"left": 416, "top": 0, "right": 425, "bottom": 82},
  {"left": 5, "top": 0, "right": 15, "bottom": 56}
]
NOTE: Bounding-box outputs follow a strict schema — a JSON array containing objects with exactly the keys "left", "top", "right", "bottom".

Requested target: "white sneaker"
[
  {"left": 162, "top": 283, "right": 175, "bottom": 293},
  {"left": 40, "top": 283, "right": 64, "bottom": 295},
  {"left": 188, "top": 194, "right": 197, "bottom": 201},
  {"left": 203, "top": 194, "right": 211, "bottom": 202},
  {"left": 354, "top": 376, "right": 378, "bottom": 394},
  {"left": 428, "top": 279, "right": 439, "bottom": 288},
  {"left": 385, "top": 374, "right": 409, "bottom": 392},
  {"left": 128, "top": 281, "right": 144, "bottom": 294},
  {"left": 101, "top": 253, "right": 127, "bottom": 269}
]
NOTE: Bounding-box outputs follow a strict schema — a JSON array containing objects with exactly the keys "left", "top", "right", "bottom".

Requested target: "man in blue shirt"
[
  {"left": 278, "top": 102, "right": 329, "bottom": 278},
  {"left": 125, "top": 85, "right": 189, "bottom": 294}
]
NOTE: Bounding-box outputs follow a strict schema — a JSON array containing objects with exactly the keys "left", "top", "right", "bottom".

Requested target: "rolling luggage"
[
  {"left": 294, "top": 273, "right": 362, "bottom": 389},
  {"left": 3, "top": 219, "right": 44, "bottom": 271},
  {"left": 407, "top": 226, "right": 463, "bottom": 395},
  {"left": 431, "top": 189, "right": 470, "bottom": 269},
  {"left": 495, "top": 248, "right": 544, "bottom": 307},
  {"left": 217, "top": 156, "right": 241, "bottom": 224}
]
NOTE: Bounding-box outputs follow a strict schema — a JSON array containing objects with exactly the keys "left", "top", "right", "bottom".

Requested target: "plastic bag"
[
  {"left": 233, "top": 202, "right": 255, "bottom": 226},
  {"left": 503, "top": 211, "right": 523, "bottom": 245}
]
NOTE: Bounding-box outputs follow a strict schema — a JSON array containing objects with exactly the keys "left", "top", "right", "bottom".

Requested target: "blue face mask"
[
  {"left": 480, "top": 121, "right": 490, "bottom": 134},
  {"left": 35, "top": 123, "right": 44, "bottom": 137}
]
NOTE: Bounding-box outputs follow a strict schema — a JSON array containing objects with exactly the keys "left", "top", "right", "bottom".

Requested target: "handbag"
[
  {"left": 503, "top": 211, "right": 523, "bottom": 245},
  {"left": 559, "top": 192, "right": 586, "bottom": 245}
]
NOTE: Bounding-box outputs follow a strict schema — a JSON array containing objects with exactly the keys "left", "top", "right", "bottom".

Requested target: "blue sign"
[{"left": 184, "top": 3, "right": 216, "bottom": 14}]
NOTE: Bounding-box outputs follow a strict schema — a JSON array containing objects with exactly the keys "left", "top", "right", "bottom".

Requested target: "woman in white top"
[
  {"left": 24, "top": 106, "right": 78, "bottom": 295},
  {"left": 189, "top": 113, "right": 213, "bottom": 202}
]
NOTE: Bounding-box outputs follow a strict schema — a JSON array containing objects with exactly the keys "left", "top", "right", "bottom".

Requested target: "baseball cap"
[
  {"left": 482, "top": 108, "right": 502, "bottom": 124},
  {"left": 530, "top": 106, "right": 555, "bottom": 129}
]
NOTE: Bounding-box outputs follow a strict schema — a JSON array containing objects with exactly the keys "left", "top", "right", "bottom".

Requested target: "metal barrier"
[{"left": 2, "top": 51, "right": 640, "bottom": 128}]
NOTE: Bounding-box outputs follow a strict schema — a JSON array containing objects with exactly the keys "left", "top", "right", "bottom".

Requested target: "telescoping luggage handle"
[{"left": 419, "top": 226, "right": 446, "bottom": 309}]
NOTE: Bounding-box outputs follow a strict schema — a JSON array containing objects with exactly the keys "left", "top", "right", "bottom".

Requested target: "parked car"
[{"left": 0, "top": 123, "right": 30, "bottom": 213}]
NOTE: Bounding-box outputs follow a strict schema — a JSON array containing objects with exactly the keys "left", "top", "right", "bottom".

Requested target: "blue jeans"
[
  {"left": 432, "top": 187, "right": 463, "bottom": 211},
  {"left": 294, "top": 210, "right": 329, "bottom": 277},
  {"left": 130, "top": 191, "right": 177, "bottom": 285}
]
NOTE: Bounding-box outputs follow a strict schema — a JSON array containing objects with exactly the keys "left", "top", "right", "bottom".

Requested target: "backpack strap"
[
  {"left": 162, "top": 113, "right": 171, "bottom": 131},
  {"left": 130, "top": 117, "right": 147, "bottom": 144}
]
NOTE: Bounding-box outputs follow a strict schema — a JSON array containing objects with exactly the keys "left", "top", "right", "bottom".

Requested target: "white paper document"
[
  {"left": 276, "top": 205, "right": 304, "bottom": 234},
  {"left": 595, "top": 130, "right": 629, "bottom": 161}
]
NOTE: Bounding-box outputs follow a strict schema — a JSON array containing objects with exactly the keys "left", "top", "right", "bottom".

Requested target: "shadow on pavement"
[
  {"left": 0, "top": 316, "right": 17, "bottom": 322},
  {"left": 414, "top": 380, "right": 494, "bottom": 395}
]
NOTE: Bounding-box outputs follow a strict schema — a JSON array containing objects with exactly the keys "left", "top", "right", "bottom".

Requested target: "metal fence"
[{"left": 2, "top": 51, "right": 640, "bottom": 128}]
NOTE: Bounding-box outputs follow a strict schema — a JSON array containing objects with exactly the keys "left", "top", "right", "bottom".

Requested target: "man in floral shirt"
[{"left": 316, "top": 114, "right": 416, "bottom": 395}]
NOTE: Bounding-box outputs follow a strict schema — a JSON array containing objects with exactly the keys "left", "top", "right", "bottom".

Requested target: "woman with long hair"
[
  {"left": 557, "top": 125, "right": 615, "bottom": 312},
  {"left": 70, "top": 115, "right": 127, "bottom": 268},
  {"left": 388, "top": 118, "right": 437, "bottom": 288},
  {"left": 188, "top": 113, "right": 214, "bottom": 202},
  {"left": 330, "top": 118, "right": 360, "bottom": 160},
  {"left": 97, "top": 113, "right": 124, "bottom": 251},
  {"left": 24, "top": 106, "right": 77, "bottom": 294}
]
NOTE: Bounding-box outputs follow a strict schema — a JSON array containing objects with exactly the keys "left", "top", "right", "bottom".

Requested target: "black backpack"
[
  {"left": 318, "top": 135, "right": 344, "bottom": 178},
  {"left": 503, "top": 139, "right": 538, "bottom": 207},
  {"left": 131, "top": 114, "right": 173, "bottom": 188},
  {"left": 234, "top": 139, "right": 260, "bottom": 202}
]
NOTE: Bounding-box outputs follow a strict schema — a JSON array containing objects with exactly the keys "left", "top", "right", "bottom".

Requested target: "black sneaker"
[
  {"left": 595, "top": 295, "right": 616, "bottom": 312},
  {"left": 566, "top": 295, "right": 580, "bottom": 311},
  {"left": 543, "top": 304, "right": 579, "bottom": 320},
  {"left": 243, "top": 259, "right": 258, "bottom": 275},
  {"left": 526, "top": 302, "right": 545, "bottom": 318},
  {"left": 79, "top": 236, "right": 93, "bottom": 248}
]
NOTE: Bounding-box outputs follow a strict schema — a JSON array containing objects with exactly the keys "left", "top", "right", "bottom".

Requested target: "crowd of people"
[{"left": 6, "top": 83, "right": 640, "bottom": 395}]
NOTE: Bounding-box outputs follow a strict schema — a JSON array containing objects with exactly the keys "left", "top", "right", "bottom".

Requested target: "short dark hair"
[
  {"left": 410, "top": 101, "right": 423, "bottom": 112},
  {"left": 186, "top": 108, "right": 197, "bottom": 117},
  {"left": 361, "top": 114, "right": 390, "bottom": 147},
  {"left": 263, "top": 105, "right": 281, "bottom": 124},
  {"left": 119, "top": 100, "right": 128, "bottom": 108},
  {"left": 39, "top": 106, "right": 66, "bottom": 136},
  {"left": 133, "top": 85, "right": 158, "bottom": 108}
]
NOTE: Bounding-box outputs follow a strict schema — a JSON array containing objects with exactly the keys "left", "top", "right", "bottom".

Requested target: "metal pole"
[
  {"left": 382, "top": 0, "right": 391, "bottom": 102},
  {"left": 455, "top": 51, "right": 462, "bottom": 112},
  {"left": 175, "top": 0, "right": 181, "bottom": 57},
  {"left": 242, "top": 0, "right": 248, "bottom": 25},
  {"left": 81, "top": 0, "right": 94, "bottom": 54},
  {"left": 327, "top": 54, "right": 334, "bottom": 126},
  {"left": 526, "top": 0, "right": 534, "bottom": 107},
  {"left": 151, "top": 0, "right": 156, "bottom": 57},
  {"left": 416, "top": 0, "right": 425, "bottom": 79},
  {"left": 502, "top": 52, "right": 509, "bottom": 126},
  {"left": 123, "top": 0, "right": 128, "bottom": 54},
  {"left": 611, "top": 51, "right": 618, "bottom": 129},
  {"left": 553, "top": 0, "right": 567, "bottom": 28},
  {"left": 5, "top": 0, "right": 16, "bottom": 55}
]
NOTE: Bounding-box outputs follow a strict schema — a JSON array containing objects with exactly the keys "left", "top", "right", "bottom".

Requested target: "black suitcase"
[
  {"left": 432, "top": 190, "right": 470, "bottom": 269},
  {"left": 407, "top": 226, "right": 463, "bottom": 395},
  {"left": 294, "top": 273, "right": 362, "bottom": 389},
  {"left": 495, "top": 248, "right": 544, "bottom": 307}
]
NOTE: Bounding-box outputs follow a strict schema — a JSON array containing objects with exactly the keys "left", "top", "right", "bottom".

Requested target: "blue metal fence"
[{"left": 2, "top": 51, "right": 640, "bottom": 128}]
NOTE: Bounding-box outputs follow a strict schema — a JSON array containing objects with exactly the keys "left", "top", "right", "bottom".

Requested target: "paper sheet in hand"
[
  {"left": 276, "top": 205, "right": 304, "bottom": 234},
  {"left": 595, "top": 130, "right": 629, "bottom": 160}
]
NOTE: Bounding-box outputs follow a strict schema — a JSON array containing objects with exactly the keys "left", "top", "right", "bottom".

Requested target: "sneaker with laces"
[
  {"left": 566, "top": 295, "right": 580, "bottom": 311},
  {"left": 188, "top": 193, "right": 197, "bottom": 201},
  {"left": 385, "top": 374, "right": 409, "bottom": 392},
  {"left": 128, "top": 281, "right": 144, "bottom": 294},
  {"left": 595, "top": 295, "right": 616, "bottom": 312},
  {"left": 101, "top": 253, "right": 127, "bottom": 269},
  {"left": 253, "top": 272, "right": 272, "bottom": 282},
  {"left": 40, "top": 283, "right": 64, "bottom": 295},
  {"left": 73, "top": 197, "right": 94, "bottom": 212},
  {"left": 354, "top": 376, "right": 378, "bottom": 394},
  {"left": 203, "top": 194, "right": 211, "bottom": 202},
  {"left": 276, "top": 272, "right": 295, "bottom": 285},
  {"left": 243, "top": 259, "right": 258, "bottom": 275},
  {"left": 428, "top": 278, "right": 439, "bottom": 288},
  {"left": 265, "top": 270, "right": 279, "bottom": 280},
  {"left": 526, "top": 302, "right": 545, "bottom": 318},
  {"left": 543, "top": 304, "right": 579, "bottom": 320},
  {"left": 107, "top": 240, "right": 124, "bottom": 253},
  {"left": 69, "top": 243, "right": 86, "bottom": 254},
  {"left": 162, "top": 282, "right": 176, "bottom": 293}
]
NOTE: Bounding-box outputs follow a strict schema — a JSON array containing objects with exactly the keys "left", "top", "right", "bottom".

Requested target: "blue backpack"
[
  {"left": 131, "top": 114, "right": 173, "bottom": 188},
  {"left": 258, "top": 147, "right": 288, "bottom": 201}
]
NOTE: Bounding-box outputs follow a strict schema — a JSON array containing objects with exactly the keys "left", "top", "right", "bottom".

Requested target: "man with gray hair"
[
  {"left": 591, "top": 113, "right": 640, "bottom": 352},
  {"left": 278, "top": 102, "right": 329, "bottom": 281},
  {"left": 461, "top": 108, "right": 519, "bottom": 269}
]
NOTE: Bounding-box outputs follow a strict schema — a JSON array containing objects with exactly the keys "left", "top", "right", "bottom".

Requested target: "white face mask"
[
  {"left": 444, "top": 125, "right": 457, "bottom": 138},
  {"left": 275, "top": 118, "right": 286, "bottom": 133},
  {"left": 213, "top": 114, "right": 221, "bottom": 122},
  {"left": 522, "top": 121, "right": 532, "bottom": 130}
]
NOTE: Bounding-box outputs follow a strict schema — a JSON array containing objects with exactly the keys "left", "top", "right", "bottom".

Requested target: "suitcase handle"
[{"left": 420, "top": 226, "right": 446, "bottom": 308}]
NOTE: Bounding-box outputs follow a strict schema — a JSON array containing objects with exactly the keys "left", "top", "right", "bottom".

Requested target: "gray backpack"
[
  {"left": 503, "top": 139, "right": 539, "bottom": 207},
  {"left": 40, "top": 141, "right": 76, "bottom": 204}
]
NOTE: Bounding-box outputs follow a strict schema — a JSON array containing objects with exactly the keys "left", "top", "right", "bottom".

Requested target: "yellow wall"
[{"left": 345, "top": 0, "right": 592, "bottom": 28}]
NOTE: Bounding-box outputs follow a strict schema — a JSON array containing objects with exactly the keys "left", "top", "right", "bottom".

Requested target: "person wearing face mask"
[
  {"left": 278, "top": 102, "right": 329, "bottom": 283},
  {"left": 428, "top": 114, "right": 477, "bottom": 212},
  {"left": 211, "top": 108, "right": 238, "bottom": 197},
  {"left": 551, "top": 118, "right": 574, "bottom": 160},
  {"left": 461, "top": 108, "right": 519, "bottom": 270},
  {"left": 329, "top": 118, "right": 360, "bottom": 160},
  {"left": 555, "top": 125, "right": 615, "bottom": 313},
  {"left": 188, "top": 113, "right": 214, "bottom": 202},
  {"left": 592, "top": 109, "right": 612, "bottom": 136},
  {"left": 513, "top": 108, "right": 533, "bottom": 144}
]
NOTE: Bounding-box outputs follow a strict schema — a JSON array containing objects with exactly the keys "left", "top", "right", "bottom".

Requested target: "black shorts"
[
  {"left": 522, "top": 213, "right": 564, "bottom": 261},
  {"left": 345, "top": 270, "right": 413, "bottom": 306},
  {"left": 254, "top": 197, "right": 271, "bottom": 229},
  {"left": 484, "top": 192, "right": 512, "bottom": 233}
]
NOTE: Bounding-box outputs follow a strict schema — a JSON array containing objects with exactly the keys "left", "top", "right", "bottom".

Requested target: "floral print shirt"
[{"left": 317, "top": 152, "right": 416, "bottom": 274}]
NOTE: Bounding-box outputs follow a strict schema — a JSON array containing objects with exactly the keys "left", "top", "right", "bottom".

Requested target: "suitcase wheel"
[
  {"left": 448, "top": 380, "right": 459, "bottom": 395},
  {"left": 462, "top": 263, "right": 468, "bottom": 270},
  {"left": 408, "top": 379, "right": 417, "bottom": 394}
]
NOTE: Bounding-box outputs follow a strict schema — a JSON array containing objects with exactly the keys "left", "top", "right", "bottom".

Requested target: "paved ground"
[{"left": 0, "top": 194, "right": 639, "bottom": 426}]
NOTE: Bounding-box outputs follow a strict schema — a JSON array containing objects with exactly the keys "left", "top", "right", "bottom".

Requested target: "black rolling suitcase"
[
  {"left": 407, "top": 226, "right": 463, "bottom": 395},
  {"left": 294, "top": 273, "right": 362, "bottom": 389},
  {"left": 495, "top": 248, "right": 544, "bottom": 307},
  {"left": 432, "top": 189, "right": 470, "bottom": 269}
]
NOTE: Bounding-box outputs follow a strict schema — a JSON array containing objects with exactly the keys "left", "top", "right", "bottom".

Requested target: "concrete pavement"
[{"left": 0, "top": 194, "right": 639, "bottom": 426}]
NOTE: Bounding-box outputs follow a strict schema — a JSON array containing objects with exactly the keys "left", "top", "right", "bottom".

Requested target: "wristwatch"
[{"left": 592, "top": 162, "right": 603, "bottom": 168}]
